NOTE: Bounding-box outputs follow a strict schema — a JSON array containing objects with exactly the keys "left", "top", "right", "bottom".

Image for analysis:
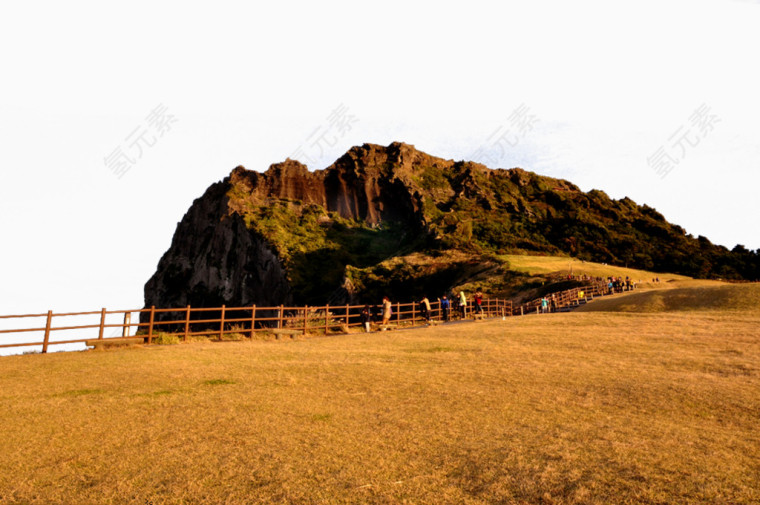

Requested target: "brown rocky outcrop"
[
  {"left": 227, "top": 142, "right": 443, "bottom": 226},
  {"left": 143, "top": 181, "right": 291, "bottom": 312},
  {"left": 144, "top": 142, "right": 446, "bottom": 315}
]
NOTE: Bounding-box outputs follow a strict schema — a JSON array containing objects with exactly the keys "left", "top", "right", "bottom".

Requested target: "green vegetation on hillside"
[
  {"left": 223, "top": 146, "right": 759, "bottom": 305},
  {"left": 229, "top": 191, "right": 422, "bottom": 304},
  {"left": 415, "top": 164, "right": 759, "bottom": 281}
]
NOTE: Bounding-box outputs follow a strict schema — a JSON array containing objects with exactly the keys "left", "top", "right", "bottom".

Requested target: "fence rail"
[{"left": 0, "top": 281, "right": 616, "bottom": 354}]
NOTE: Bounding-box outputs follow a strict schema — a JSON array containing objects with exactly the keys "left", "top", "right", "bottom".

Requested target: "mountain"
[{"left": 144, "top": 142, "right": 759, "bottom": 310}]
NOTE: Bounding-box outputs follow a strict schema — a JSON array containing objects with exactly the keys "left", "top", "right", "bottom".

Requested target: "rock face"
[
  {"left": 144, "top": 141, "right": 759, "bottom": 313},
  {"left": 143, "top": 181, "right": 291, "bottom": 311},
  {"left": 226, "top": 141, "right": 434, "bottom": 227},
  {"left": 144, "top": 142, "right": 443, "bottom": 313}
]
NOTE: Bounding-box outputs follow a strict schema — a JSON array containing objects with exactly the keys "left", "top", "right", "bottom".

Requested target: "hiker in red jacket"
[{"left": 474, "top": 291, "right": 483, "bottom": 315}]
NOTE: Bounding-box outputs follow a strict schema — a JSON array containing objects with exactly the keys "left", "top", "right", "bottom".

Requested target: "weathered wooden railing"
[
  {"left": 0, "top": 298, "right": 514, "bottom": 354},
  {"left": 1, "top": 280, "right": 625, "bottom": 355},
  {"left": 513, "top": 282, "right": 611, "bottom": 315}
]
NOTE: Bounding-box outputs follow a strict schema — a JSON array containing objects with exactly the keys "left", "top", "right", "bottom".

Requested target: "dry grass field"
[
  {"left": 1, "top": 287, "right": 759, "bottom": 504},
  {"left": 500, "top": 254, "right": 702, "bottom": 287},
  {"left": 577, "top": 283, "right": 760, "bottom": 314}
]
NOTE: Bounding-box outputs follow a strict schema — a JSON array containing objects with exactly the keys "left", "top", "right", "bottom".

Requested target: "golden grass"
[
  {"left": 500, "top": 254, "right": 697, "bottom": 285},
  {"left": 578, "top": 283, "right": 760, "bottom": 314},
  {"left": 1, "top": 308, "right": 759, "bottom": 504}
]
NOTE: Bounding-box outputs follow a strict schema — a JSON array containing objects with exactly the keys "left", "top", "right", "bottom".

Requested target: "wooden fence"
[
  {"left": 0, "top": 281, "right": 615, "bottom": 354},
  {"left": 516, "top": 282, "right": 612, "bottom": 315}
]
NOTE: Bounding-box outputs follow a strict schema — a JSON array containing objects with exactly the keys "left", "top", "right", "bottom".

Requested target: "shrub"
[{"left": 152, "top": 333, "right": 180, "bottom": 345}]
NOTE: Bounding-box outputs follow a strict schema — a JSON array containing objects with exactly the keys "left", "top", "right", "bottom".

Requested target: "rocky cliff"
[
  {"left": 143, "top": 181, "right": 291, "bottom": 310},
  {"left": 144, "top": 142, "right": 759, "bottom": 311}
]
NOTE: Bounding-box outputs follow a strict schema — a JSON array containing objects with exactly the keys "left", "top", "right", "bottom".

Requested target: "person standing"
[
  {"left": 459, "top": 291, "right": 467, "bottom": 319},
  {"left": 420, "top": 296, "right": 431, "bottom": 322},
  {"left": 541, "top": 296, "right": 548, "bottom": 314},
  {"left": 440, "top": 295, "right": 450, "bottom": 321},
  {"left": 474, "top": 291, "right": 483, "bottom": 315},
  {"left": 360, "top": 305, "right": 372, "bottom": 333},
  {"left": 381, "top": 296, "right": 392, "bottom": 325}
]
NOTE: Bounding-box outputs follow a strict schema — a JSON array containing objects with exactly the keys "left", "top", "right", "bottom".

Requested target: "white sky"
[{"left": 1, "top": 0, "right": 759, "bottom": 322}]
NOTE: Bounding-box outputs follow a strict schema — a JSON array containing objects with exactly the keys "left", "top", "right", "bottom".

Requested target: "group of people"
[
  {"left": 358, "top": 296, "right": 394, "bottom": 332},
  {"left": 357, "top": 290, "right": 485, "bottom": 332},
  {"left": 539, "top": 294, "right": 559, "bottom": 313},
  {"left": 435, "top": 290, "right": 484, "bottom": 322},
  {"left": 607, "top": 276, "right": 637, "bottom": 294}
]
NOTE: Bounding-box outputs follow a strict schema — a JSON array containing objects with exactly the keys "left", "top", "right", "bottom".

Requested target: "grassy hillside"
[
  {"left": 500, "top": 254, "right": 694, "bottom": 282},
  {"left": 2, "top": 307, "right": 759, "bottom": 504},
  {"left": 577, "top": 283, "right": 760, "bottom": 314},
  {"left": 333, "top": 252, "right": 729, "bottom": 306}
]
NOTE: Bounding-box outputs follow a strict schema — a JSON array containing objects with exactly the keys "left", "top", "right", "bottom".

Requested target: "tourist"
[
  {"left": 360, "top": 305, "right": 371, "bottom": 333},
  {"left": 420, "top": 296, "right": 431, "bottom": 322},
  {"left": 474, "top": 290, "right": 483, "bottom": 315},
  {"left": 440, "top": 295, "right": 450, "bottom": 321},
  {"left": 381, "top": 296, "right": 392, "bottom": 325},
  {"left": 459, "top": 291, "right": 467, "bottom": 319}
]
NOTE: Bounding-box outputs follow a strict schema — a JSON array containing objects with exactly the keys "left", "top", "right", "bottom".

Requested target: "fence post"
[
  {"left": 220, "top": 305, "right": 226, "bottom": 340},
  {"left": 325, "top": 304, "right": 329, "bottom": 334},
  {"left": 279, "top": 305, "right": 283, "bottom": 329},
  {"left": 520, "top": 305, "right": 524, "bottom": 316},
  {"left": 147, "top": 306, "right": 155, "bottom": 345},
  {"left": 345, "top": 304, "right": 349, "bottom": 328},
  {"left": 42, "top": 310, "right": 52, "bottom": 354},
  {"left": 184, "top": 305, "right": 191, "bottom": 342},
  {"left": 250, "top": 304, "right": 256, "bottom": 339},
  {"left": 123, "top": 312, "right": 131, "bottom": 337},
  {"left": 412, "top": 301, "right": 416, "bottom": 325},
  {"left": 396, "top": 302, "right": 400, "bottom": 325},
  {"left": 303, "top": 305, "right": 308, "bottom": 335},
  {"left": 98, "top": 308, "right": 106, "bottom": 339}
]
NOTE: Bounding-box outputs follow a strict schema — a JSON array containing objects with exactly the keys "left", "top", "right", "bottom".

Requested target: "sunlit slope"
[
  {"left": 501, "top": 254, "right": 694, "bottom": 282},
  {"left": 499, "top": 254, "right": 736, "bottom": 291},
  {"left": 576, "top": 283, "right": 760, "bottom": 313}
]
